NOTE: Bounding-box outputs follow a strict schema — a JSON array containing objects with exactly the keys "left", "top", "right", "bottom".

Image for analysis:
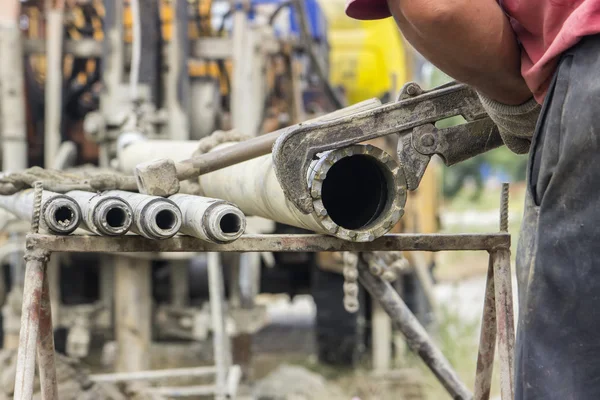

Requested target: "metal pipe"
[
  {"left": 104, "top": 190, "right": 182, "bottom": 239},
  {"left": 168, "top": 194, "right": 246, "bottom": 243},
  {"left": 66, "top": 190, "right": 134, "bottom": 236},
  {"left": 199, "top": 144, "right": 406, "bottom": 242},
  {"left": 0, "top": 7, "right": 28, "bottom": 172},
  {"left": 44, "top": 0, "right": 65, "bottom": 169},
  {"left": 0, "top": 190, "right": 82, "bottom": 235},
  {"left": 90, "top": 366, "right": 216, "bottom": 383},
  {"left": 356, "top": 260, "right": 472, "bottom": 400},
  {"left": 119, "top": 140, "right": 405, "bottom": 242},
  {"left": 208, "top": 252, "right": 230, "bottom": 400}
]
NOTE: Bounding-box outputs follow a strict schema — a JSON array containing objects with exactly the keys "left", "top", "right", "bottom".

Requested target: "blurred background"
[{"left": 0, "top": 0, "right": 525, "bottom": 399}]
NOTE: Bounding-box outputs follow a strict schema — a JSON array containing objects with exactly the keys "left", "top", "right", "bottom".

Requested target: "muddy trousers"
[{"left": 515, "top": 35, "right": 600, "bottom": 399}]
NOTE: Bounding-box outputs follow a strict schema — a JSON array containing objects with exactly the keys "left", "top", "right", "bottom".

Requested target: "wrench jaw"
[{"left": 307, "top": 144, "right": 407, "bottom": 242}]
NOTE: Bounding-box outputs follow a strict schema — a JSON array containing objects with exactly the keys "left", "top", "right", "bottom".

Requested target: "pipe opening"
[
  {"left": 106, "top": 207, "right": 127, "bottom": 228},
  {"left": 219, "top": 213, "right": 242, "bottom": 234},
  {"left": 54, "top": 206, "right": 74, "bottom": 227},
  {"left": 156, "top": 209, "right": 177, "bottom": 230},
  {"left": 321, "top": 155, "right": 389, "bottom": 230}
]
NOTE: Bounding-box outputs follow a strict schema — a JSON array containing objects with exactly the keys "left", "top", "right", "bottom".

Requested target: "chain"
[{"left": 342, "top": 252, "right": 359, "bottom": 313}]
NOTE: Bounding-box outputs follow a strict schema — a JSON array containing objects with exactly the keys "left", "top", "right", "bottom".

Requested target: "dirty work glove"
[{"left": 477, "top": 93, "right": 541, "bottom": 154}]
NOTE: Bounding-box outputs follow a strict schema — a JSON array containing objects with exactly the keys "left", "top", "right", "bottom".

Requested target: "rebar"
[
  {"left": 168, "top": 194, "right": 246, "bottom": 243},
  {"left": 500, "top": 182, "right": 509, "bottom": 232},
  {"left": 0, "top": 189, "right": 82, "bottom": 235},
  {"left": 104, "top": 190, "right": 182, "bottom": 239},
  {"left": 67, "top": 190, "right": 134, "bottom": 236}
]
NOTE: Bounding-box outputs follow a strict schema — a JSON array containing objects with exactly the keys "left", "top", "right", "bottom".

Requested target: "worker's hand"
[{"left": 477, "top": 93, "right": 541, "bottom": 154}]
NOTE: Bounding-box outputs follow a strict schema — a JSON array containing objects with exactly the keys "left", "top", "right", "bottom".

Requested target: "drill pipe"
[
  {"left": 198, "top": 144, "right": 407, "bottom": 242},
  {"left": 66, "top": 190, "right": 134, "bottom": 236},
  {"left": 104, "top": 190, "right": 182, "bottom": 239},
  {"left": 168, "top": 194, "right": 246, "bottom": 243},
  {"left": 0, "top": 189, "right": 81, "bottom": 235},
  {"left": 117, "top": 140, "right": 406, "bottom": 242}
]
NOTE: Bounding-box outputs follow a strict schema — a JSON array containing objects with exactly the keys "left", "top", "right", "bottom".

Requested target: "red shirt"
[{"left": 346, "top": 0, "right": 600, "bottom": 102}]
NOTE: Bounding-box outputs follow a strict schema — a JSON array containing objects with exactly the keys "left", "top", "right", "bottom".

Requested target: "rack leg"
[
  {"left": 474, "top": 258, "right": 496, "bottom": 400},
  {"left": 14, "top": 248, "right": 51, "bottom": 400},
  {"left": 357, "top": 260, "right": 472, "bottom": 400},
  {"left": 491, "top": 248, "right": 515, "bottom": 400},
  {"left": 38, "top": 264, "right": 58, "bottom": 400}
]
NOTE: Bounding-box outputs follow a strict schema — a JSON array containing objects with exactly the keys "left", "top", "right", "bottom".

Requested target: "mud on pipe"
[
  {"left": 66, "top": 190, "right": 134, "bottom": 236},
  {"left": 0, "top": 189, "right": 81, "bottom": 235}
]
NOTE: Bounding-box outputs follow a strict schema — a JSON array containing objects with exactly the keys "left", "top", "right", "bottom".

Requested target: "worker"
[{"left": 345, "top": 0, "right": 600, "bottom": 399}]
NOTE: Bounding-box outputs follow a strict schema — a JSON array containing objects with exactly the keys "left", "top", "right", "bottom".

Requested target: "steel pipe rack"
[{"left": 13, "top": 228, "right": 514, "bottom": 400}]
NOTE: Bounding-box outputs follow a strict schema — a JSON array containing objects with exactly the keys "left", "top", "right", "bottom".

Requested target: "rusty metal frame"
[{"left": 13, "top": 229, "right": 514, "bottom": 400}]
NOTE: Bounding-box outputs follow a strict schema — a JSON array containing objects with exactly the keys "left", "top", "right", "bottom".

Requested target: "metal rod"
[
  {"left": 225, "top": 365, "right": 242, "bottom": 399},
  {"left": 14, "top": 248, "right": 50, "bottom": 400},
  {"left": 90, "top": 366, "right": 217, "bottom": 382},
  {"left": 115, "top": 99, "right": 382, "bottom": 182},
  {"left": 26, "top": 233, "right": 510, "bottom": 253},
  {"left": 66, "top": 190, "right": 134, "bottom": 236},
  {"left": 143, "top": 385, "right": 217, "bottom": 397},
  {"left": 0, "top": 7, "right": 28, "bottom": 172},
  {"left": 474, "top": 258, "right": 496, "bottom": 400},
  {"left": 208, "top": 252, "right": 230, "bottom": 400},
  {"left": 104, "top": 191, "right": 182, "bottom": 239},
  {"left": 491, "top": 248, "right": 515, "bottom": 400},
  {"left": 37, "top": 267, "right": 58, "bottom": 400},
  {"left": 169, "top": 194, "right": 246, "bottom": 243},
  {"left": 357, "top": 260, "right": 472, "bottom": 400},
  {"left": 44, "top": 0, "right": 65, "bottom": 169}
]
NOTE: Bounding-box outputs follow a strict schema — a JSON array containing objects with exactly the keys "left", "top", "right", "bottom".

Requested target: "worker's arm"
[
  {"left": 386, "top": 0, "right": 541, "bottom": 153},
  {"left": 387, "top": 0, "right": 530, "bottom": 105}
]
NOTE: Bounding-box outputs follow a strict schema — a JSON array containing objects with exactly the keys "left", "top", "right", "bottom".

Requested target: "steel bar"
[
  {"left": 208, "top": 252, "right": 231, "bottom": 400},
  {"left": 37, "top": 267, "right": 58, "bottom": 400},
  {"left": 491, "top": 248, "right": 515, "bottom": 400},
  {"left": 27, "top": 233, "right": 510, "bottom": 253},
  {"left": 14, "top": 248, "right": 50, "bottom": 400},
  {"left": 474, "top": 259, "right": 496, "bottom": 400},
  {"left": 90, "top": 366, "right": 217, "bottom": 382},
  {"left": 357, "top": 260, "right": 472, "bottom": 400}
]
